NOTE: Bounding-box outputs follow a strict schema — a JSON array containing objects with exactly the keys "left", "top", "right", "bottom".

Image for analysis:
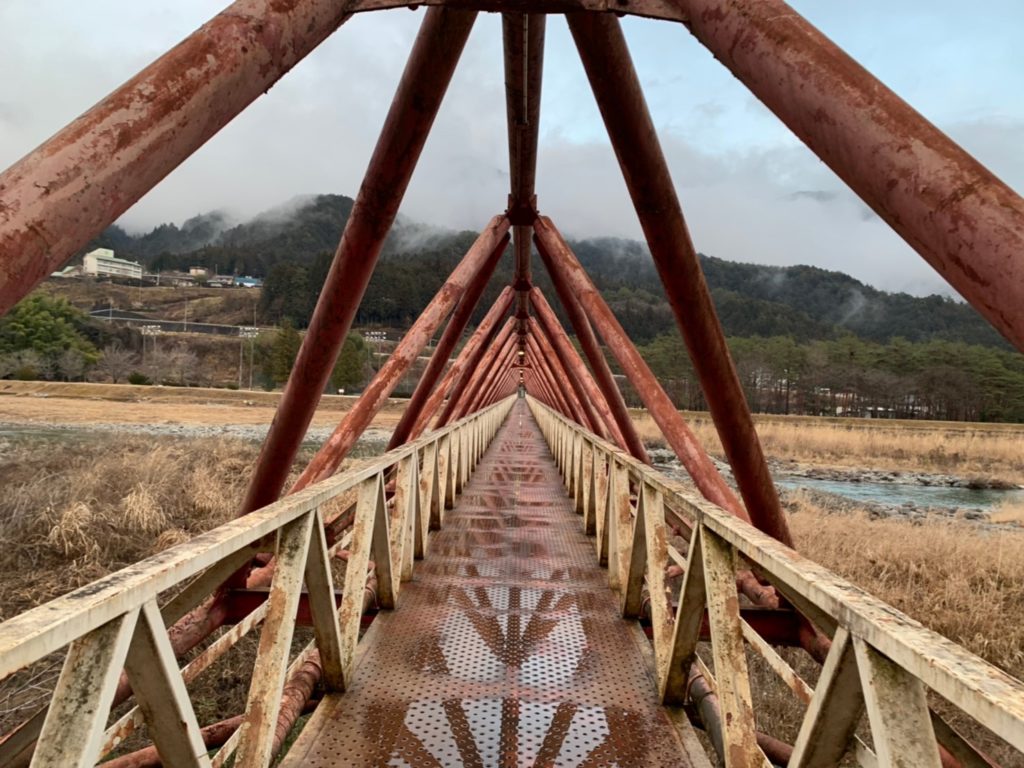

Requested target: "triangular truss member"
[{"left": 1, "top": 1, "right": 1021, "bottom": 765}]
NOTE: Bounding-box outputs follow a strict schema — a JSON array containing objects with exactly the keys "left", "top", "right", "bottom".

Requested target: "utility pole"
[{"left": 239, "top": 326, "right": 259, "bottom": 389}]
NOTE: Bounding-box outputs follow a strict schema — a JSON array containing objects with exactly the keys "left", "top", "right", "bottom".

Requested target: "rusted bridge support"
[
  {"left": 674, "top": 0, "right": 1024, "bottom": 352},
  {"left": 529, "top": 289, "right": 626, "bottom": 448},
  {"left": 503, "top": 12, "right": 545, "bottom": 322},
  {"left": 535, "top": 238, "right": 649, "bottom": 463},
  {"left": 452, "top": 331, "right": 518, "bottom": 421},
  {"left": 241, "top": 7, "right": 478, "bottom": 516},
  {"left": 524, "top": 350, "right": 565, "bottom": 421},
  {"left": 534, "top": 216, "right": 751, "bottom": 525},
  {"left": 292, "top": 218, "right": 510, "bottom": 490},
  {"left": 427, "top": 304, "right": 515, "bottom": 431},
  {"left": 387, "top": 234, "right": 511, "bottom": 449},
  {"left": 526, "top": 331, "right": 593, "bottom": 431},
  {"left": 567, "top": 12, "right": 791, "bottom": 547},
  {"left": 0, "top": 0, "right": 355, "bottom": 315},
  {"left": 409, "top": 290, "right": 514, "bottom": 437},
  {"left": 466, "top": 342, "right": 516, "bottom": 415},
  {"left": 527, "top": 316, "right": 608, "bottom": 438}
]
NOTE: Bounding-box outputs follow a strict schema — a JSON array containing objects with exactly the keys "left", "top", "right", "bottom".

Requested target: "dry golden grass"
[
  {"left": 0, "top": 432, "right": 366, "bottom": 740},
  {"left": 0, "top": 380, "right": 408, "bottom": 428},
  {"left": 787, "top": 491, "right": 1024, "bottom": 677},
  {"left": 633, "top": 409, "right": 1024, "bottom": 480},
  {"left": 741, "top": 493, "right": 1024, "bottom": 762},
  {"left": 0, "top": 435, "right": 260, "bottom": 618},
  {"left": 990, "top": 500, "right": 1024, "bottom": 526}
]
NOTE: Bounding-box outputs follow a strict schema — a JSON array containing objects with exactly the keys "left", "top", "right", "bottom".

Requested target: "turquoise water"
[{"left": 776, "top": 476, "right": 1024, "bottom": 511}]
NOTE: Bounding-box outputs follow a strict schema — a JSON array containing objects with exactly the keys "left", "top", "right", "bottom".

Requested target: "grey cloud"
[
  {"left": 2, "top": 4, "right": 1022, "bottom": 303},
  {"left": 788, "top": 190, "right": 840, "bottom": 204}
]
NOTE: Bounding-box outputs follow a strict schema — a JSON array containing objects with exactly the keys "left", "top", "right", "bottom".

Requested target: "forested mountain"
[{"left": 87, "top": 194, "right": 1007, "bottom": 348}]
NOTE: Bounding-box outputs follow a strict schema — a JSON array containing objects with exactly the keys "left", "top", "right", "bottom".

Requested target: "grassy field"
[
  {"left": 37, "top": 279, "right": 260, "bottom": 326},
  {"left": 0, "top": 380, "right": 407, "bottom": 428},
  {"left": 633, "top": 408, "right": 1024, "bottom": 481},
  {"left": 0, "top": 430, "right": 1020, "bottom": 759},
  {"left": 1, "top": 387, "right": 1022, "bottom": 758}
]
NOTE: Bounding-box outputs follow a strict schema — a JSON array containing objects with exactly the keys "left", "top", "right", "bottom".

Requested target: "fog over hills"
[{"left": 85, "top": 194, "right": 1006, "bottom": 348}]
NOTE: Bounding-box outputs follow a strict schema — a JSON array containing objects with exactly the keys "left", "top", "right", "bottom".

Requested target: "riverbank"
[{"left": 633, "top": 408, "right": 1024, "bottom": 481}]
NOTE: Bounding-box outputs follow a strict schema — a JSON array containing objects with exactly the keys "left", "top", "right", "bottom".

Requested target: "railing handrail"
[
  {"left": 0, "top": 396, "right": 515, "bottom": 680},
  {"left": 527, "top": 395, "right": 1024, "bottom": 756}
]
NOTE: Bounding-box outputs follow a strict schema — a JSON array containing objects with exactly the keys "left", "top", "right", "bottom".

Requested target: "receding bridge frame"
[{"left": 0, "top": 0, "right": 1023, "bottom": 765}]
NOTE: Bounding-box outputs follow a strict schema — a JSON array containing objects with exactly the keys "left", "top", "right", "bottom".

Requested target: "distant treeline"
[
  {"left": 86, "top": 193, "right": 1009, "bottom": 349},
  {"left": 639, "top": 334, "right": 1024, "bottom": 423}
]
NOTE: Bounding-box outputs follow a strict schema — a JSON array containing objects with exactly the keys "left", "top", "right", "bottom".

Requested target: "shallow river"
[{"left": 776, "top": 476, "right": 1024, "bottom": 511}]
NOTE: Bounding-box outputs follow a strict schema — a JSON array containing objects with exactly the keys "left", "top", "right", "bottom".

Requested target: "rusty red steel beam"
[
  {"left": 408, "top": 290, "right": 515, "bottom": 437},
  {"left": 673, "top": 0, "right": 1024, "bottom": 353},
  {"left": 497, "top": 373, "right": 518, "bottom": 401},
  {"left": 567, "top": 12, "right": 792, "bottom": 547},
  {"left": 452, "top": 327, "right": 518, "bottom": 420},
  {"left": 431, "top": 307, "right": 516, "bottom": 429},
  {"left": 535, "top": 236, "right": 650, "bottom": 463},
  {"left": 488, "top": 357, "right": 520, "bottom": 404},
  {"left": 534, "top": 216, "right": 751, "bottom": 525},
  {"left": 524, "top": 339, "right": 570, "bottom": 420},
  {"left": 240, "top": 6, "right": 478, "bottom": 515},
  {"left": 522, "top": 346, "right": 562, "bottom": 414},
  {"left": 526, "top": 348, "right": 568, "bottom": 418},
  {"left": 522, "top": 369, "right": 546, "bottom": 404},
  {"left": 482, "top": 368, "right": 516, "bottom": 409},
  {"left": 443, "top": 320, "right": 515, "bottom": 422},
  {"left": 467, "top": 346, "right": 515, "bottom": 414},
  {"left": 526, "top": 333, "right": 592, "bottom": 430},
  {"left": 503, "top": 13, "right": 545, "bottom": 321},
  {"left": 529, "top": 290, "right": 625, "bottom": 446},
  {"left": 292, "top": 218, "right": 510, "bottom": 490},
  {"left": 527, "top": 316, "right": 608, "bottom": 439},
  {"left": 527, "top": 365, "right": 560, "bottom": 412},
  {"left": 387, "top": 233, "right": 511, "bottom": 449},
  {"left": 520, "top": 362, "right": 556, "bottom": 410},
  {"left": 0, "top": 0, "right": 359, "bottom": 316},
  {"left": 458, "top": 345, "right": 508, "bottom": 417}
]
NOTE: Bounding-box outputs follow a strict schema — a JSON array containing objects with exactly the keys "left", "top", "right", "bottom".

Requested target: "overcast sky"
[{"left": 1, "top": 1, "right": 1022, "bottom": 296}]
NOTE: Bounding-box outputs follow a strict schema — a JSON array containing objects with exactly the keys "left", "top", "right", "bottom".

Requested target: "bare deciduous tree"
[{"left": 97, "top": 344, "right": 136, "bottom": 384}]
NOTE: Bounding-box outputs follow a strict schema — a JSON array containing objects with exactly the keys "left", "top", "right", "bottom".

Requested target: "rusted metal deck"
[{"left": 281, "top": 400, "right": 693, "bottom": 766}]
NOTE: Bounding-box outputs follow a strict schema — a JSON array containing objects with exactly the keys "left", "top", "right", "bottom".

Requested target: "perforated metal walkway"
[{"left": 281, "top": 400, "right": 693, "bottom": 766}]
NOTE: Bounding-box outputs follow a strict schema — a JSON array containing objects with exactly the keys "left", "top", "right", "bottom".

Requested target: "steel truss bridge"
[{"left": 0, "top": 1, "right": 1023, "bottom": 766}]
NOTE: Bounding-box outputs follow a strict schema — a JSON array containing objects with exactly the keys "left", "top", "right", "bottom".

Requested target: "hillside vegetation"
[
  {"left": 84, "top": 193, "right": 1007, "bottom": 347},
  {"left": 12, "top": 193, "right": 1020, "bottom": 421}
]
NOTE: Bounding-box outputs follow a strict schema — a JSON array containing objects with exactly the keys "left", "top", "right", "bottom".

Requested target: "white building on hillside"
[{"left": 83, "top": 248, "right": 143, "bottom": 280}]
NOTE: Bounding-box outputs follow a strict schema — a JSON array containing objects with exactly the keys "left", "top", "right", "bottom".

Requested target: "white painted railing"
[
  {"left": 0, "top": 396, "right": 515, "bottom": 768},
  {"left": 529, "top": 396, "right": 1024, "bottom": 768}
]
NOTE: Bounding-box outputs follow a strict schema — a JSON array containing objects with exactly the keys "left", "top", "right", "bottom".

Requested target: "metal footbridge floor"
[{"left": 281, "top": 400, "right": 694, "bottom": 766}]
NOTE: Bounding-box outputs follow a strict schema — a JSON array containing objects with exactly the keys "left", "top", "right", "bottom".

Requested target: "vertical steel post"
[
  {"left": 241, "top": 7, "right": 478, "bottom": 515},
  {"left": 388, "top": 233, "right": 511, "bottom": 449},
  {"left": 503, "top": 13, "right": 546, "bottom": 322},
  {"left": 292, "top": 218, "right": 509, "bottom": 490},
  {"left": 566, "top": 15, "right": 790, "bottom": 546}
]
